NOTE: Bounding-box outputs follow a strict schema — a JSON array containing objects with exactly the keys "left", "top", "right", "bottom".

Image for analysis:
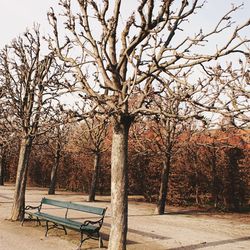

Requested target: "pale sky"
[
  {"left": 0, "top": 0, "right": 249, "bottom": 49},
  {"left": 0, "top": 0, "right": 248, "bottom": 121}
]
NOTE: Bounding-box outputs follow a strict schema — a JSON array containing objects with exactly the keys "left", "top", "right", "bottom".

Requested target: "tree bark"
[
  {"left": 108, "top": 117, "right": 130, "bottom": 250},
  {"left": 155, "top": 156, "right": 171, "bottom": 215},
  {"left": 10, "top": 137, "right": 32, "bottom": 221},
  {"left": 224, "top": 147, "right": 243, "bottom": 212},
  {"left": 48, "top": 141, "right": 61, "bottom": 195},
  {"left": 0, "top": 147, "right": 4, "bottom": 186},
  {"left": 88, "top": 151, "right": 100, "bottom": 202},
  {"left": 211, "top": 154, "right": 219, "bottom": 208},
  {"left": 195, "top": 185, "right": 200, "bottom": 205},
  {"left": 195, "top": 171, "right": 201, "bottom": 205}
]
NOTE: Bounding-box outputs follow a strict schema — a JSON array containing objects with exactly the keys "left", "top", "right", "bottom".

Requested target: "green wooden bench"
[{"left": 22, "top": 197, "right": 107, "bottom": 249}]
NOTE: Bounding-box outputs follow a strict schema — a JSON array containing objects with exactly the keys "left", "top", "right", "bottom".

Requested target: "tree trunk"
[
  {"left": 195, "top": 185, "right": 200, "bottom": 205},
  {"left": 108, "top": 117, "right": 130, "bottom": 250},
  {"left": 48, "top": 142, "right": 61, "bottom": 195},
  {"left": 10, "top": 137, "right": 32, "bottom": 221},
  {"left": 88, "top": 151, "right": 100, "bottom": 202},
  {"left": 0, "top": 147, "right": 4, "bottom": 185},
  {"left": 195, "top": 171, "right": 200, "bottom": 205},
  {"left": 155, "top": 157, "right": 171, "bottom": 215},
  {"left": 224, "top": 147, "right": 243, "bottom": 212},
  {"left": 211, "top": 156, "right": 219, "bottom": 208}
]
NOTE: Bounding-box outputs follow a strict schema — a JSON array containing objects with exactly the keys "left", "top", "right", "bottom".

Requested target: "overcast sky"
[{"left": 0, "top": 0, "right": 249, "bottom": 49}]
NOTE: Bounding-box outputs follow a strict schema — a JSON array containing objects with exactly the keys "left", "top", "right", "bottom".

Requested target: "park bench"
[{"left": 22, "top": 197, "right": 107, "bottom": 249}]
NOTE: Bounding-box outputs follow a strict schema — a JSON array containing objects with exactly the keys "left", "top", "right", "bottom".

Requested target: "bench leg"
[
  {"left": 45, "top": 221, "right": 49, "bottom": 237},
  {"left": 21, "top": 215, "right": 40, "bottom": 227},
  {"left": 45, "top": 221, "right": 67, "bottom": 237},
  {"left": 78, "top": 232, "right": 84, "bottom": 250},
  {"left": 36, "top": 217, "right": 41, "bottom": 226},
  {"left": 78, "top": 232, "right": 90, "bottom": 250},
  {"left": 99, "top": 235, "right": 103, "bottom": 248},
  {"left": 21, "top": 213, "right": 30, "bottom": 226},
  {"left": 21, "top": 218, "right": 25, "bottom": 226},
  {"left": 78, "top": 232, "right": 103, "bottom": 249},
  {"left": 63, "top": 225, "right": 67, "bottom": 235}
]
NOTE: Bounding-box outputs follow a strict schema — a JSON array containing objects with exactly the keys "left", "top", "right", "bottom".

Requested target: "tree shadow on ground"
[
  {"left": 165, "top": 209, "right": 213, "bottom": 216},
  {"left": 168, "top": 236, "right": 250, "bottom": 250},
  {"left": 103, "top": 222, "right": 169, "bottom": 241},
  {"left": 0, "top": 194, "right": 13, "bottom": 200}
]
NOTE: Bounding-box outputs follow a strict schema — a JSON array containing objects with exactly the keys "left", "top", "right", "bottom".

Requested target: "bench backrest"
[{"left": 41, "top": 197, "right": 106, "bottom": 216}]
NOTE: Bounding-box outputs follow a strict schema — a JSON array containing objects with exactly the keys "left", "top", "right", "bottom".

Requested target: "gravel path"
[{"left": 0, "top": 184, "right": 249, "bottom": 250}]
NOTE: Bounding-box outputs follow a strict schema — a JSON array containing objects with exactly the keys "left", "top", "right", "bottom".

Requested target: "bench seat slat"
[
  {"left": 41, "top": 198, "right": 70, "bottom": 208},
  {"left": 67, "top": 202, "right": 105, "bottom": 215},
  {"left": 41, "top": 198, "right": 105, "bottom": 215},
  {"left": 33, "top": 212, "right": 98, "bottom": 232}
]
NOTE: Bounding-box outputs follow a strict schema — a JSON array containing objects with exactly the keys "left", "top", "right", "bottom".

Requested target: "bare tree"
[
  {"left": 48, "top": 123, "right": 69, "bottom": 195},
  {"left": 0, "top": 104, "right": 6, "bottom": 185},
  {"left": 79, "top": 116, "right": 109, "bottom": 202},
  {"left": 47, "top": 1, "right": 249, "bottom": 248},
  {"left": 0, "top": 95, "right": 19, "bottom": 185},
  {"left": 0, "top": 27, "right": 65, "bottom": 221},
  {"left": 202, "top": 135, "right": 222, "bottom": 208},
  {"left": 0, "top": 132, "right": 15, "bottom": 185},
  {"left": 199, "top": 58, "right": 250, "bottom": 128},
  {"left": 152, "top": 118, "right": 192, "bottom": 214},
  {"left": 0, "top": 82, "right": 9, "bottom": 185},
  {"left": 0, "top": 148, "right": 3, "bottom": 185},
  {"left": 0, "top": 134, "right": 6, "bottom": 185},
  {"left": 130, "top": 95, "right": 193, "bottom": 214}
]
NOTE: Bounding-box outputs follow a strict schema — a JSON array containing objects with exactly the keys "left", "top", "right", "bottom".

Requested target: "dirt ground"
[{"left": 0, "top": 184, "right": 249, "bottom": 250}]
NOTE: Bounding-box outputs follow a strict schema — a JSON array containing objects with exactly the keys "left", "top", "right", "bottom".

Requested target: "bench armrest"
[
  {"left": 25, "top": 205, "right": 40, "bottom": 210},
  {"left": 24, "top": 203, "right": 42, "bottom": 213},
  {"left": 81, "top": 217, "right": 104, "bottom": 229}
]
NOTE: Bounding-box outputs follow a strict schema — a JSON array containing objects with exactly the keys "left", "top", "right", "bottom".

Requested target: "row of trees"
[
  {"left": 0, "top": 1, "right": 249, "bottom": 249},
  {"left": 2, "top": 122, "right": 249, "bottom": 211}
]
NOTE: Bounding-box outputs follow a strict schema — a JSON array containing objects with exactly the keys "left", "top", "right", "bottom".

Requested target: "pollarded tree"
[
  {"left": 0, "top": 144, "right": 4, "bottom": 185},
  {"left": 0, "top": 115, "right": 10, "bottom": 185},
  {"left": 66, "top": 112, "right": 109, "bottom": 201},
  {"left": 47, "top": 1, "right": 249, "bottom": 248},
  {"left": 199, "top": 132, "right": 225, "bottom": 208},
  {"left": 151, "top": 103, "right": 193, "bottom": 214},
  {"left": 48, "top": 122, "right": 70, "bottom": 195},
  {"left": 0, "top": 93, "right": 7, "bottom": 185},
  {"left": 80, "top": 116, "right": 109, "bottom": 202},
  {"left": 0, "top": 81, "right": 10, "bottom": 185},
  {"left": 0, "top": 27, "right": 66, "bottom": 221},
  {"left": 0, "top": 127, "right": 15, "bottom": 186},
  {"left": 130, "top": 95, "right": 194, "bottom": 214},
  {"left": 1, "top": 88, "right": 24, "bottom": 186},
  {"left": 201, "top": 58, "right": 250, "bottom": 128},
  {"left": 38, "top": 108, "right": 72, "bottom": 195}
]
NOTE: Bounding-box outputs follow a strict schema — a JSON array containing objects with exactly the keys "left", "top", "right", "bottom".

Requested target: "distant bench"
[{"left": 22, "top": 197, "right": 107, "bottom": 249}]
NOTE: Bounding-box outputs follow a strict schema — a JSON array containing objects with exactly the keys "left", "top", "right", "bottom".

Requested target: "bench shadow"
[
  {"left": 0, "top": 201, "right": 13, "bottom": 204},
  {"left": 168, "top": 236, "right": 250, "bottom": 250},
  {"left": 103, "top": 222, "right": 169, "bottom": 241},
  {"left": 63, "top": 230, "right": 138, "bottom": 248},
  {"left": 99, "top": 232, "right": 138, "bottom": 245},
  {"left": 0, "top": 194, "right": 13, "bottom": 200},
  {"left": 165, "top": 209, "right": 213, "bottom": 216},
  {"left": 22, "top": 219, "right": 139, "bottom": 246}
]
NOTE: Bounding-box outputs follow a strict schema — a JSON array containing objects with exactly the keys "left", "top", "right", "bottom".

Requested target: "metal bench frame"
[{"left": 22, "top": 197, "right": 107, "bottom": 249}]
